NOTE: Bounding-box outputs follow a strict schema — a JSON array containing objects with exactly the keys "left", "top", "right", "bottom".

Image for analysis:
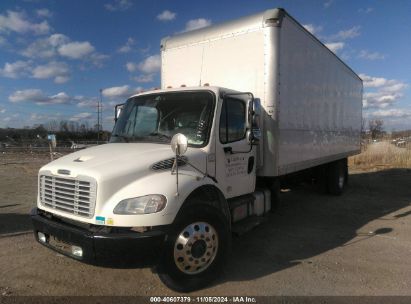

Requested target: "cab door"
[{"left": 215, "top": 95, "right": 256, "bottom": 198}]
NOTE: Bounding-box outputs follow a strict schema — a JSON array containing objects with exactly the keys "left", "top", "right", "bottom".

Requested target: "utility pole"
[{"left": 97, "top": 89, "right": 102, "bottom": 143}]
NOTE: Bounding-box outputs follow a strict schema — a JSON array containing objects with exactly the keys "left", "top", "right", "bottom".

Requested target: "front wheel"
[{"left": 156, "top": 205, "right": 230, "bottom": 292}]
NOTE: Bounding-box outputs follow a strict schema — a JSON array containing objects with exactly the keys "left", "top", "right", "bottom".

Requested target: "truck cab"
[{"left": 31, "top": 86, "right": 266, "bottom": 292}]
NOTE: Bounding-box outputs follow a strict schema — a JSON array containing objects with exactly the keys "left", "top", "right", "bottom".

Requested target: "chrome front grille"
[{"left": 39, "top": 174, "right": 97, "bottom": 218}]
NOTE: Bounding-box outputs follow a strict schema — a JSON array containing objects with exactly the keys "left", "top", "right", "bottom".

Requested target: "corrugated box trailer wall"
[{"left": 161, "top": 8, "right": 363, "bottom": 177}]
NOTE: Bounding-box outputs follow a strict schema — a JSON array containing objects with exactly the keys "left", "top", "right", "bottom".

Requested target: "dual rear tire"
[{"left": 326, "top": 158, "right": 348, "bottom": 195}]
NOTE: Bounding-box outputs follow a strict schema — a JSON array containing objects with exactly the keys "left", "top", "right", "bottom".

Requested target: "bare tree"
[
  {"left": 369, "top": 119, "right": 384, "bottom": 140},
  {"left": 48, "top": 120, "right": 59, "bottom": 132},
  {"left": 361, "top": 117, "right": 367, "bottom": 139},
  {"left": 59, "top": 120, "right": 69, "bottom": 132}
]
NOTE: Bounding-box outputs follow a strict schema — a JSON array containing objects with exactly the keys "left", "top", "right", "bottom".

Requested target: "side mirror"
[
  {"left": 171, "top": 133, "right": 188, "bottom": 156},
  {"left": 247, "top": 129, "right": 261, "bottom": 145},
  {"left": 114, "top": 103, "right": 125, "bottom": 122},
  {"left": 247, "top": 99, "right": 261, "bottom": 145}
]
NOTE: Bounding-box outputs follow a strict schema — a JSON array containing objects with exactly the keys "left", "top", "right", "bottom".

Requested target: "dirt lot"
[{"left": 1, "top": 143, "right": 411, "bottom": 296}]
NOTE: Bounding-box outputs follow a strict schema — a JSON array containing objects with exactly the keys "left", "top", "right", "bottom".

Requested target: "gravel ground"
[{"left": 0, "top": 147, "right": 411, "bottom": 296}]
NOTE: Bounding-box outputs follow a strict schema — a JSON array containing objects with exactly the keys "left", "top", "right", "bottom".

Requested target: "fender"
[{"left": 176, "top": 185, "right": 231, "bottom": 228}]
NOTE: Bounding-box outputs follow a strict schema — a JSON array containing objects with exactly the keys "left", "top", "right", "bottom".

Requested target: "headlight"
[{"left": 113, "top": 194, "right": 167, "bottom": 215}]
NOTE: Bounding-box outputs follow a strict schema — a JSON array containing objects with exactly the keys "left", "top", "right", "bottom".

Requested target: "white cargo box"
[{"left": 161, "top": 8, "right": 362, "bottom": 177}]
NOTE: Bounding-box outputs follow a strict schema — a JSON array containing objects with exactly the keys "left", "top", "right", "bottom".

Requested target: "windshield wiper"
[
  {"left": 111, "top": 134, "right": 129, "bottom": 142},
  {"left": 149, "top": 132, "right": 172, "bottom": 140}
]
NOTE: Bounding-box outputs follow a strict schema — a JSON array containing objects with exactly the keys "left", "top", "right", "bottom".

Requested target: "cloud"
[
  {"left": 9, "top": 89, "right": 71, "bottom": 105},
  {"left": 133, "top": 74, "right": 154, "bottom": 83},
  {"left": 0, "top": 60, "right": 32, "bottom": 78},
  {"left": 137, "top": 55, "right": 161, "bottom": 74},
  {"left": 0, "top": 107, "right": 5, "bottom": 114},
  {"left": 324, "top": 0, "right": 334, "bottom": 8},
  {"left": 0, "top": 10, "right": 50, "bottom": 35},
  {"left": 70, "top": 112, "right": 93, "bottom": 121},
  {"left": 358, "top": 50, "right": 385, "bottom": 60},
  {"left": 117, "top": 37, "right": 135, "bottom": 53},
  {"left": 184, "top": 18, "right": 212, "bottom": 32},
  {"left": 0, "top": 60, "right": 70, "bottom": 83},
  {"left": 360, "top": 74, "right": 406, "bottom": 89},
  {"left": 104, "top": 0, "right": 133, "bottom": 11},
  {"left": 36, "top": 8, "right": 53, "bottom": 18},
  {"left": 22, "top": 34, "right": 70, "bottom": 58},
  {"left": 125, "top": 62, "right": 137, "bottom": 72},
  {"left": 31, "top": 61, "right": 70, "bottom": 83},
  {"left": 157, "top": 10, "right": 176, "bottom": 22},
  {"left": 369, "top": 109, "right": 411, "bottom": 118},
  {"left": 331, "top": 26, "right": 361, "bottom": 40},
  {"left": 358, "top": 7, "right": 374, "bottom": 14},
  {"left": 321, "top": 26, "right": 360, "bottom": 56},
  {"left": 125, "top": 58, "right": 158, "bottom": 82},
  {"left": 22, "top": 33, "right": 107, "bottom": 67},
  {"left": 29, "top": 113, "right": 50, "bottom": 122},
  {"left": 360, "top": 75, "right": 387, "bottom": 88},
  {"left": 74, "top": 96, "right": 99, "bottom": 108},
  {"left": 360, "top": 73, "right": 408, "bottom": 109},
  {"left": 325, "top": 42, "right": 344, "bottom": 53},
  {"left": 0, "top": 36, "right": 6, "bottom": 46},
  {"left": 55, "top": 76, "right": 70, "bottom": 84},
  {"left": 102, "top": 85, "right": 142, "bottom": 99},
  {"left": 58, "top": 41, "right": 95, "bottom": 59},
  {"left": 303, "top": 24, "right": 323, "bottom": 36},
  {"left": 88, "top": 53, "right": 110, "bottom": 67}
]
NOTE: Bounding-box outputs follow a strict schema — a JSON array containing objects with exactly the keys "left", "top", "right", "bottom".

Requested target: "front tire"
[{"left": 157, "top": 205, "right": 230, "bottom": 292}]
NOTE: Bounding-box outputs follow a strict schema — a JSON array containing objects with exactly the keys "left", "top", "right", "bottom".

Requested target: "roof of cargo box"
[
  {"left": 161, "top": 8, "right": 362, "bottom": 82},
  {"left": 161, "top": 8, "right": 284, "bottom": 50}
]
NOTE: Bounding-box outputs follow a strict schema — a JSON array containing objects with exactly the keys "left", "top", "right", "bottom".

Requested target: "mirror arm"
[
  {"left": 183, "top": 160, "right": 218, "bottom": 183},
  {"left": 174, "top": 150, "right": 179, "bottom": 196}
]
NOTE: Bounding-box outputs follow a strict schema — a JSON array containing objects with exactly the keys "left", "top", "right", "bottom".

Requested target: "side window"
[{"left": 219, "top": 98, "right": 246, "bottom": 143}]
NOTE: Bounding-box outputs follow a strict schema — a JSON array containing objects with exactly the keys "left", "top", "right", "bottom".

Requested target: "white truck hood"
[
  {"left": 40, "top": 142, "right": 207, "bottom": 205},
  {"left": 42, "top": 143, "right": 174, "bottom": 179},
  {"left": 38, "top": 142, "right": 209, "bottom": 226}
]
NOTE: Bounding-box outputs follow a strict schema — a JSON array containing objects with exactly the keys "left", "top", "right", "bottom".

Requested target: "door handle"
[
  {"left": 248, "top": 156, "right": 255, "bottom": 174},
  {"left": 223, "top": 146, "right": 233, "bottom": 154}
]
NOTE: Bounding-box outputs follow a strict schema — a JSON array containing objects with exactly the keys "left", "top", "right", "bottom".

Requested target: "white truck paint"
[
  {"left": 161, "top": 8, "right": 362, "bottom": 177},
  {"left": 31, "top": 8, "right": 362, "bottom": 292}
]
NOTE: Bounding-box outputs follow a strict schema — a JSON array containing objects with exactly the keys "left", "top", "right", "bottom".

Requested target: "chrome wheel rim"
[{"left": 173, "top": 221, "right": 219, "bottom": 275}]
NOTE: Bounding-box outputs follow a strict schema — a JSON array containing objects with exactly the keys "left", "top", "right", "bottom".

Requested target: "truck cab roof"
[{"left": 128, "top": 86, "right": 242, "bottom": 101}]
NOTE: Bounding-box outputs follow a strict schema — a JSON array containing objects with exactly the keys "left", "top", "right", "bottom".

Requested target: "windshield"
[{"left": 110, "top": 91, "right": 214, "bottom": 146}]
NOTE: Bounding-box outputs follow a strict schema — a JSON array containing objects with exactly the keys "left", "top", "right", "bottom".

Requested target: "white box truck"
[{"left": 31, "top": 8, "right": 362, "bottom": 291}]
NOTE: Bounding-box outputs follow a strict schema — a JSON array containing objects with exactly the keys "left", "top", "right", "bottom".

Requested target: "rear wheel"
[
  {"left": 269, "top": 178, "right": 281, "bottom": 212},
  {"left": 157, "top": 205, "right": 229, "bottom": 292},
  {"left": 326, "top": 158, "right": 348, "bottom": 195}
]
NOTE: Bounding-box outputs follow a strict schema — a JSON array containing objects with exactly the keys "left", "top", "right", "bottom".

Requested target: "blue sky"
[{"left": 0, "top": 0, "right": 410, "bottom": 131}]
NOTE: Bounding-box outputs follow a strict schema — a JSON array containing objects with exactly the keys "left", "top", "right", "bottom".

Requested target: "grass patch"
[{"left": 349, "top": 141, "right": 411, "bottom": 171}]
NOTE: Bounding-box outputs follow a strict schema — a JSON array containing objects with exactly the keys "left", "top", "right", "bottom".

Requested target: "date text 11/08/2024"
[{"left": 149, "top": 297, "right": 257, "bottom": 303}]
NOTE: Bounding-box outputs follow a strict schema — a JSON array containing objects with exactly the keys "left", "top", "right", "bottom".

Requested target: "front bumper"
[{"left": 30, "top": 208, "right": 167, "bottom": 266}]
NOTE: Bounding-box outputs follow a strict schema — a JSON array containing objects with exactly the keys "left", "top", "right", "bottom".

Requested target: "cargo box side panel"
[
  {"left": 200, "top": 30, "right": 265, "bottom": 99},
  {"left": 278, "top": 16, "right": 362, "bottom": 175},
  {"left": 162, "top": 29, "right": 266, "bottom": 99},
  {"left": 161, "top": 43, "right": 204, "bottom": 89}
]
